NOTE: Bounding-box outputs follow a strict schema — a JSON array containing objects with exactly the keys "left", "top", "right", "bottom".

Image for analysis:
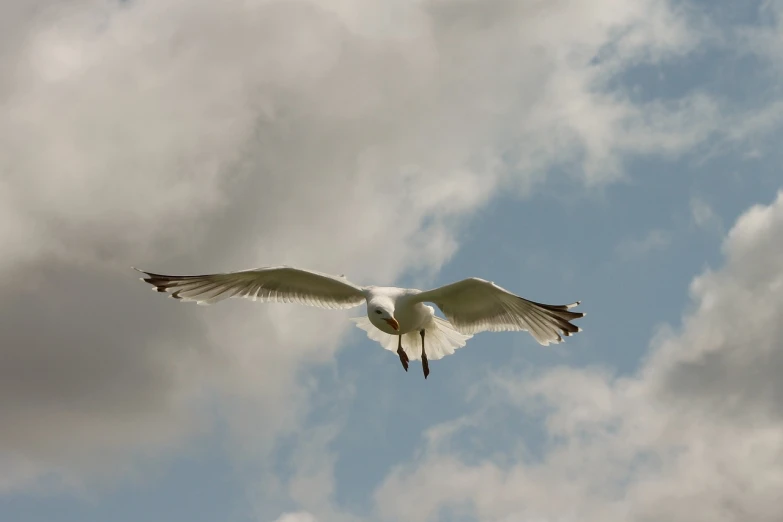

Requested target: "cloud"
[
  {"left": 738, "top": 1, "right": 783, "bottom": 70},
  {"left": 272, "top": 512, "right": 318, "bottom": 522},
  {"left": 690, "top": 196, "right": 723, "bottom": 233},
  {"left": 615, "top": 228, "right": 671, "bottom": 259},
  {"left": 374, "top": 190, "right": 783, "bottom": 521},
  {"left": 0, "top": 0, "right": 738, "bottom": 494}
]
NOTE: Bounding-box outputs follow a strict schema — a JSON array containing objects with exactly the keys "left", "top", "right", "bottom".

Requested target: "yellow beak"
[{"left": 384, "top": 318, "right": 400, "bottom": 331}]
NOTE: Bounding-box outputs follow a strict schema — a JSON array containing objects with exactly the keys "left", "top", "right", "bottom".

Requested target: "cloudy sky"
[{"left": 2, "top": 0, "right": 783, "bottom": 521}]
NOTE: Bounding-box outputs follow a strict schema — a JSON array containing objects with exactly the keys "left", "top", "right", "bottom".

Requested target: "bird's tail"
[{"left": 349, "top": 315, "right": 473, "bottom": 361}]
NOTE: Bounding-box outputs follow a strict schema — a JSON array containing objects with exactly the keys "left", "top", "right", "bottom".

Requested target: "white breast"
[{"left": 393, "top": 301, "right": 433, "bottom": 334}]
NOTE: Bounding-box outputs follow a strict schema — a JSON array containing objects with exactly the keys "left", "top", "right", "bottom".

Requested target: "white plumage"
[
  {"left": 134, "top": 265, "right": 585, "bottom": 378},
  {"left": 350, "top": 313, "right": 472, "bottom": 362}
]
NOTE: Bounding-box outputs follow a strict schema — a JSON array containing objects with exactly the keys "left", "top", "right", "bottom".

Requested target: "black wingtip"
[
  {"left": 132, "top": 266, "right": 153, "bottom": 283},
  {"left": 133, "top": 267, "right": 173, "bottom": 295}
]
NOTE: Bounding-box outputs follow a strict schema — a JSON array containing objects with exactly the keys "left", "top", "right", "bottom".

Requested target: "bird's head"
[{"left": 371, "top": 305, "right": 399, "bottom": 331}]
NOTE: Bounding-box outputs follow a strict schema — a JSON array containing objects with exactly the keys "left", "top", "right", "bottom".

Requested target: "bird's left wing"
[
  {"left": 134, "top": 266, "right": 366, "bottom": 308},
  {"left": 411, "top": 278, "right": 584, "bottom": 345}
]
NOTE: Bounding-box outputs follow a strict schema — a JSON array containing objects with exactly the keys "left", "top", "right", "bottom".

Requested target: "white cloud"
[
  {"left": 272, "top": 512, "right": 318, "bottom": 522},
  {"left": 0, "top": 0, "right": 740, "bottom": 494},
  {"left": 374, "top": 190, "right": 783, "bottom": 522}
]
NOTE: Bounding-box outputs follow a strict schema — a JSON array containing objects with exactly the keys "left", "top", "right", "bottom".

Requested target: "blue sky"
[{"left": 2, "top": 1, "right": 783, "bottom": 521}]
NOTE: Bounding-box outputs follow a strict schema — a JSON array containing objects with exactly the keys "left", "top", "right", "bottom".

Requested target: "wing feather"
[
  {"left": 133, "top": 266, "right": 366, "bottom": 309},
  {"left": 412, "top": 278, "right": 584, "bottom": 345}
]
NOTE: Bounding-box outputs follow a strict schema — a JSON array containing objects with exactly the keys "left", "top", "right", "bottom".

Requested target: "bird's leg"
[
  {"left": 420, "top": 329, "right": 429, "bottom": 379},
  {"left": 396, "top": 335, "right": 409, "bottom": 372}
]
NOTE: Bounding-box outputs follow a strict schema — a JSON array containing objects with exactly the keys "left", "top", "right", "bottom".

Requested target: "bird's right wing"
[
  {"left": 134, "top": 266, "right": 366, "bottom": 308},
  {"left": 411, "top": 278, "right": 584, "bottom": 345}
]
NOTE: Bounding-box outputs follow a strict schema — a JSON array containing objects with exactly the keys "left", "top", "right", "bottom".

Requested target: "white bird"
[{"left": 133, "top": 266, "right": 585, "bottom": 379}]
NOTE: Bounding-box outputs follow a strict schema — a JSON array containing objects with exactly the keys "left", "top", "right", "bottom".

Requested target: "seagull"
[{"left": 133, "top": 266, "right": 585, "bottom": 379}]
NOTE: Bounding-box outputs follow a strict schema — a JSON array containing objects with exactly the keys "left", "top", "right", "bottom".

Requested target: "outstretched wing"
[
  {"left": 134, "top": 265, "right": 366, "bottom": 308},
  {"left": 411, "top": 278, "right": 584, "bottom": 345}
]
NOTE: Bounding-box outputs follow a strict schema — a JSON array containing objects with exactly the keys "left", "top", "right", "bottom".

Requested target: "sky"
[{"left": 1, "top": 0, "right": 783, "bottom": 521}]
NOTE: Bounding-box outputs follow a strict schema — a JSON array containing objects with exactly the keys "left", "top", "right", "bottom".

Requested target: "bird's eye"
[{"left": 375, "top": 310, "right": 382, "bottom": 315}]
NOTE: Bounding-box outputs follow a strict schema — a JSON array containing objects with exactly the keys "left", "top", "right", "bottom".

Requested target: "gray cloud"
[
  {"left": 0, "top": 0, "right": 728, "bottom": 493},
  {"left": 0, "top": 260, "right": 209, "bottom": 491}
]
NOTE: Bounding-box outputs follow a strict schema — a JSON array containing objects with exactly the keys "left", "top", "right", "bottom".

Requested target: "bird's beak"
[{"left": 385, "top": 318, "right": 400, "bottom": 331}]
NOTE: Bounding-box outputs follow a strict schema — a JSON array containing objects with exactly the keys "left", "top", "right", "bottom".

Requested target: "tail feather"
[{"left": 350, "top": 315, "right": 472, "bottom": 361}]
